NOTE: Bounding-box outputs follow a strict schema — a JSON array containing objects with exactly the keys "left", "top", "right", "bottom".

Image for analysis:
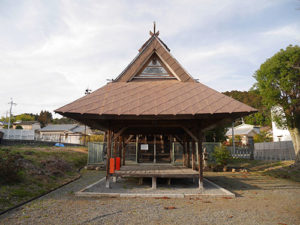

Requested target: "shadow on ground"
[{"left": 205, "top": 172, "right": 300, "bottom": 197}]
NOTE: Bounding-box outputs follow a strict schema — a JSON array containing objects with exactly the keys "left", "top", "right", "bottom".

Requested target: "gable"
[
  {"left": 131, "top": 53, "right": 177, "bottom": 80},
  {"left": 114, "top": 35, "right": 195, "bottom": 82}
]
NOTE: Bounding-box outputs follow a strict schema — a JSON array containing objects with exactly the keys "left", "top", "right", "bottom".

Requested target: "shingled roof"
[{"left": 55, "top": 32, "right": 257, "bottom": 120}]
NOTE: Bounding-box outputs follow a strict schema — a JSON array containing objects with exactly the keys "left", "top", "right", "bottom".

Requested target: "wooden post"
[
  {"left": 154, "top": 135, "right": 156, "bottom": 163},
  {"left": 187, "top": 141, "right": 190, "bottom": 168},
  {"left": 136, "top": 135, "right": 139, "bottom": 163},
  {"left": 183, "top": 137, "right": 186, "bottom": 166},
  {"left": 118, "top": 135, "right": 122, "bottom": 158},
  {"left": 106, "top": 130, "right": 112, "bottom": 188},
  {"left": 113, "top": 133, "right": 118, "bottom": 169},
  {"left": 172, "top": 139, "right": 175, "bottom": 165},
  {"left": 152, "top": 177, "right": 157, "bottom": 189},
  {"left": 169, "top": 135, "right": 173, "bottom": 163},
  {"left": 122, "top": 136, "right": 126, "bottom": 166},
  {"left": 197, "top": 133, "right": 204, "bottom": 191},
  {"left": 192, "top": 141, "right": 196, "bottom": 170}
]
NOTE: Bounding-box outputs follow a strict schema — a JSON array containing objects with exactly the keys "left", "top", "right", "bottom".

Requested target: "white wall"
[
  {"left": 0, "top": 129, "right": 35, "bottom": 140},
  {"left": 272, "top": 121, "right": 291, "bottom": 142}
]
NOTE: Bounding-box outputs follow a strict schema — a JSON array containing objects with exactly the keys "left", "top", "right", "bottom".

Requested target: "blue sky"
[{"left": 0, "top": 0, "right": 299, "bottom": 118}]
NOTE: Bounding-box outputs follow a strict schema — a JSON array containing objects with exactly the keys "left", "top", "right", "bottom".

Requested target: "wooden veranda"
[
  {"left": 55, "top": 26, "right": 257, "bottom": 191},
  {"left": 115, "top": 165, "right": 198, "bottom": 189}
]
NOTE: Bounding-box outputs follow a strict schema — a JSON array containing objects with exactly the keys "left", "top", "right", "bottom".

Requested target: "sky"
[{"left": 0, "top": 0, "right": 299, "bottom": 118}]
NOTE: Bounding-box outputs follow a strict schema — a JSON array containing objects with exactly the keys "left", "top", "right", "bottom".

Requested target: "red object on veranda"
[
  {"left": 116, "top": 157, "right": 121, "bottom": 170},
  {"left": 109, "top": 158, "right": 115, "bottom": 174}
]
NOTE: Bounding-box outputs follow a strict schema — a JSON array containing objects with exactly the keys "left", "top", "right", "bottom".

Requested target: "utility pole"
[{"left": 8, "top": 98, "right": 17, "bottom": 131}]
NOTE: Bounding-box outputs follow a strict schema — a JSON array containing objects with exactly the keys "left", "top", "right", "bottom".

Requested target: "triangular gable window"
[{"left": 133, "top": 54, "right": 176, "bottom": 80}]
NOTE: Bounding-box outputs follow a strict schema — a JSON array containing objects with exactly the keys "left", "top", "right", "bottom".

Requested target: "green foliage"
[
  {"left": 15, "top": 114, "right": 36, "bottom": 121},
  {"left": 52, "top": 117, "right": 76, "bottom": 124},
  {"left": 37, "top": 110, "right": 53, "bottom": 127},
  {"left": 0, "top": 149, "right": 24, "bottom": 184},
  {"left": 205, "top": 126, "right": 227, "bottom": 142},
  {"left": 212, "top": 145, "right": 232, "bottom": 166},
  {"left": 15, "top": 125, "right": 23, "bottom": 129},
  {"left": 223, "top": 90, "right": 271, "bottom": 126},
  {"left": 82, "top": 134, "right": 104, "bottom": 143},
  {"left": 253, "top": 131, "right": 272, "bottom": 143},
  {"left": 253, "top": 45, "right": 300, "bottom": 130}
]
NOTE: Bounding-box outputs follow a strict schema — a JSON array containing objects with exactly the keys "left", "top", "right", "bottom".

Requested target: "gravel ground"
[{"left": 1, "top": 170, "right": 299, "bottom": 225}]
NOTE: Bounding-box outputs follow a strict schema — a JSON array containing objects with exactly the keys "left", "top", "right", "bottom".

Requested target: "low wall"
[
  {"left": 254, "top": 141, "right": 295, "bottom": 160},
  {"left": 0, "top": 139, "right": 84, "bottom": 147}
]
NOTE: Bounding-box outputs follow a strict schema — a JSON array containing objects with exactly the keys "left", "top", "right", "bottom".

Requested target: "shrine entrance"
[{"left": 138, "top": 135, "right": 171, "bottom": 164}]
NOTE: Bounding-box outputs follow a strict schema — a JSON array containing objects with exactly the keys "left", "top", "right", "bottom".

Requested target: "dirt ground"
[{"left": 0, "top": 170, "right": 299, "bottom": 225}]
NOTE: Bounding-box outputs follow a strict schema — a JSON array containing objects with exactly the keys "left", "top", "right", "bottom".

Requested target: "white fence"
[
  {"left": 0, "top": 129, "right": 35, "bottom": 140},
  {"left": 254, "top": 141, "right": 295, "bottom": 160}
]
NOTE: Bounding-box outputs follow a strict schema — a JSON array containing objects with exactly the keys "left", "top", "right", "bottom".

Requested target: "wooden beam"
[
  {"left": 113, "top": 127, "right": 128, "bottom": 141},
  {"left": 182, "top": 126, "right": 198, "bottom": 141},
  {"left": 174, "top": 135, "right": 184, "bottom": 146}
]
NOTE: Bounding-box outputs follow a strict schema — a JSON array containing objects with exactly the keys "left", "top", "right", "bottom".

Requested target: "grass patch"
[
  {"left": 228, "top": 158, "right": 300, "bottom": 182},
  {"left": 0, "top": 145, "right": 87, "bottom": 213}
]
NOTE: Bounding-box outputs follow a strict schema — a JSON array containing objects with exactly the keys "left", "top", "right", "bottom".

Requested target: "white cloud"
[{"left": 0, "top": 0, "right": 298, "bottom": 118}]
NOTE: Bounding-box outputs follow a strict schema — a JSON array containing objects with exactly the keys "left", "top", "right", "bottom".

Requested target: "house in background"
[
  {"left": 38, "top": 124, "right": 92, "bottom": 144},
  {"left": 272, "top": 121, "right": 291, "bottom": 142},
  {"left": 13, "top": 121, "right": 41, "bottom": 130},
  {"left": 271, "top": 106, "right": 292, "bottom": 142},
  {"left": 226, "top": 123, "right": 260, "bottom": 145}
]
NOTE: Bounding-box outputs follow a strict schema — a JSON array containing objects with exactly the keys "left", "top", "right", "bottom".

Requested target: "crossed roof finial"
[{"left": 150, "top": 21, "right": 159, "bottom": 36}]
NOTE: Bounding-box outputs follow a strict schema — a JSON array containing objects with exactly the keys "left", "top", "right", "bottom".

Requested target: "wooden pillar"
[
  {"left": 152, "top": 177, "right": 157, "bottom": 189},
  {"left": 153, "top": 135, "right": 156, "bottom": 163},
  {"left": 172, "top": 141, "right": 175, "bottom": 165},
  {"left": 192, "top": 141, "right": 196, "bottom": 170},
  {"left": 169, "top": 135, "right": 173, "bottom": 163},
  {"left": 122, "top": 136, "right": 126, "bottom": 166},
  {"left": 135, "top": 135, "right": 139, "bottom": 163},
  {"left": 187, "top": 141, "right": 191, "bottom": 168},
  {"left": 106, "top": 130, "right": 112, "bottom": 188},
  {"left": 197, "top": 133, "right": 204, "bottom": 191},
  {"left": 113, "top": 133, "right": 118, "bottom": 169},
  {"left": 118, "top": 136, "right": 122, "bottom": 157},
  {"left": 183, "top": 137, "right": 186, "bottom": 166}
]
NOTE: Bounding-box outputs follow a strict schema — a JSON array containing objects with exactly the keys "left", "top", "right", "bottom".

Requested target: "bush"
[
  {"left": 15, "top": 125, "right": 23, "bottom": 129},
  {"left": 212, "top": 145, "right": 232, "bottom": 167},
  {"left": 0, "top": 149, "right": 24, "bottom": 184}
]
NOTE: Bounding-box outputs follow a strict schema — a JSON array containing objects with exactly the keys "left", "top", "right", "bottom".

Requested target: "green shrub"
[
  {"left": 212, "top": 145, "right": 232, "bottom": 167},
  {"left": 0, "top": 149, "right": 24, "bottom": 184}
]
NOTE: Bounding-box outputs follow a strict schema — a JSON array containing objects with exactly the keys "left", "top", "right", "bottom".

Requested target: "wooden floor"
[{"left": 114, "top": 164, "right": 199, "bottom": 178}]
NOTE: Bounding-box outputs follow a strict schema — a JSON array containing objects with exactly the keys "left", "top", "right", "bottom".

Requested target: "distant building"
[
  {"left": 271, "top": 106, "right": 292, "bottom": 142},
  {"left": 38, "top": 124, "right": 92, "bottom": 144},
  {"left": 13, "top": 121, "right": 41, "bottom": 130},
  {"left": 226, "top": 123, "right": 260, "bottom": 145}
]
